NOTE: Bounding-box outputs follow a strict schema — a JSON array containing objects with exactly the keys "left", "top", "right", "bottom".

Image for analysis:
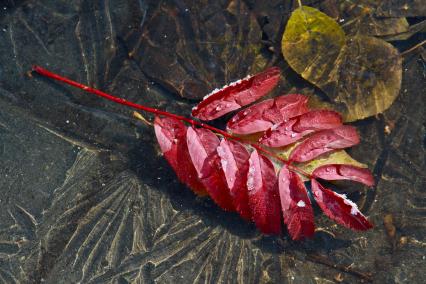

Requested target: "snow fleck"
[
  {"left": 339, "top": 18, "right": 345, "bottom": 23},
  {"left": 247, "top": 175, "right": 254, "bottom": 191},
  {"left": 65, "top": 120, "right": 70, "bottom": 124},
  {"left": 192, "top": 106, "right": 198, "bottom": 111},
  {"left": 173, "top": 139, "right": 178, "bottom": 143},
  {"left": 215, "top": 105, "right": 222, "bottom": 111},
  {"left": 297, "top": 200, "right": 306, "bottom": 207},
  {"left": 290, "top": 133, "right": 296, "bottom": 138},
  {"left": 350, "top": 206, "right": 358, "bottom": 215}
]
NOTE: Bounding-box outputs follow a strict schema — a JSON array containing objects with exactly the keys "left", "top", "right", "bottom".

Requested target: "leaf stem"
[
  {"left": 297, "top": 0, "right": 303, "bottom": 8},
  {"left": 31, "top": 65, "right": 312, "bottom": 179}
]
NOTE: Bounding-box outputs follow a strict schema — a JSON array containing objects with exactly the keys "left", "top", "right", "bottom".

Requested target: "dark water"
[{"left": 0, "top": 1, "right": 425, "bottom": 283}]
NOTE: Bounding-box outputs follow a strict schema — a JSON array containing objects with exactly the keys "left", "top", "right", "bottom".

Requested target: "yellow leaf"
[
  {"left": 282, "top": 6, "right": 402, "bottom": 121},
  {"left": 297, "top": 150, "right": 367, "bottom": 175}
]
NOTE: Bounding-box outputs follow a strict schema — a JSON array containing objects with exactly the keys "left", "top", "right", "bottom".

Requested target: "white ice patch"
[{"left": 297, "top": 200, "right": 306, "bottom": 207}]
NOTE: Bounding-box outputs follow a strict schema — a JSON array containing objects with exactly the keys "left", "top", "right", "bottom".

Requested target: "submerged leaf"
[
  {"left": 331, "top": 35, "right": 402, "bottom": 121},
  {"left": 282, "top": 6, "right": 345, "bottom": 90},
  {"left": 192, "top": 67, "right": 280, "bottom": 120},
  {"left": 278, "top": 167, "right": 315, "bottom": 240},
  {"left": 311, "top": 179, "right": 373, "bottom": 230},
  {"left": 247, "top": 150, "right": 281, "bottom": 234},
  {"left": 227, "top": 94, "right": 309, "bottom": 134},
  {"left": 154, "top": 116, "right": 206, "bottom": 195},
  {"left": 186, "top": 127, "right": 235, "bottom": 211},
  {"left": 282, "top": 6, "right": 402, "bottom": 121},
  {"left": 289, "top": 125, "right": 360, "bottom": 162}
]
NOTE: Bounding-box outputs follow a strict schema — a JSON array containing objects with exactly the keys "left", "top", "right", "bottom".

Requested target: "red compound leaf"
[
  {"left": 289, "top": 125, "right": 360, "bottom": 162},
  {"left": 227, "top": 94, "right": 309, "bottom": 135},
  {"left": 186, "top": 127, "right": 235, "bottom": 211},
  {"left": 217, "top": 139, "right": 251, "bottom": 220},
  {"left": 313, "top": 164, "right": 374, "bottom": 187},
  {"left": 192, "top": 67, "right": 281, "bottom": 121},
  {"left": 32, "top": 65, "right": 376, "bottom": 241},
  {"left": 311, "top": 179, "right": 373, "bottom": 231},
  {"left": 279, "top": 167, "right": 315, "bottom": 240},
  {"left": 154, "top": 116, "right": 206, "bottom": 195},
  {"left": 247, "top": 150, "right": 281, "bottom": 234},
  {"left": 260, "top": 110, "right": 342, "bottom": 147}
]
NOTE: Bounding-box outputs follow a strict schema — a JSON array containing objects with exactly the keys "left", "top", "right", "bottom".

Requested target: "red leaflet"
[
  {"left": 260, "top": 110, "right": 342, "bottom": 147},
  {"left": 154, "top": 116, "right": 206, "bottom": 195},
  {"left": 279, "top": 167, "right": 315, "bottom": 240},
  {"left": 311, "top": 179, "right": 373, "bottom": 230},
  {"left": 289, "top": 125, "right": 360, "bottom": 162},
  {"left": 227, "top": 94, "right": 309, "bottom": 135},
  {"left": 247, "top": 150, "right": 281, "bottom": 234},
  {"left": 191, "top": 67, "right": 281, "bottom": 121},
  {"left": 217, "top": 139, "right": 251, "bottom": 220},
  {"left": 186, "top": 127, "right": 235, "bottom": 211},
  {"left": 313, "top": 164, "right": 374, "bottom": 187}
]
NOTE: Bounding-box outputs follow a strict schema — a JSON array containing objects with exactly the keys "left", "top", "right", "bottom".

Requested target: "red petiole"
[{"left": 31, "top": 65, "right": 312, "bottom": 178}]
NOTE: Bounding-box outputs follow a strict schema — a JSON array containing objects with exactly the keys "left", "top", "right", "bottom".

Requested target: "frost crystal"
[{"left": 297, "top": 200, "right": 306, "bottom": 207}]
